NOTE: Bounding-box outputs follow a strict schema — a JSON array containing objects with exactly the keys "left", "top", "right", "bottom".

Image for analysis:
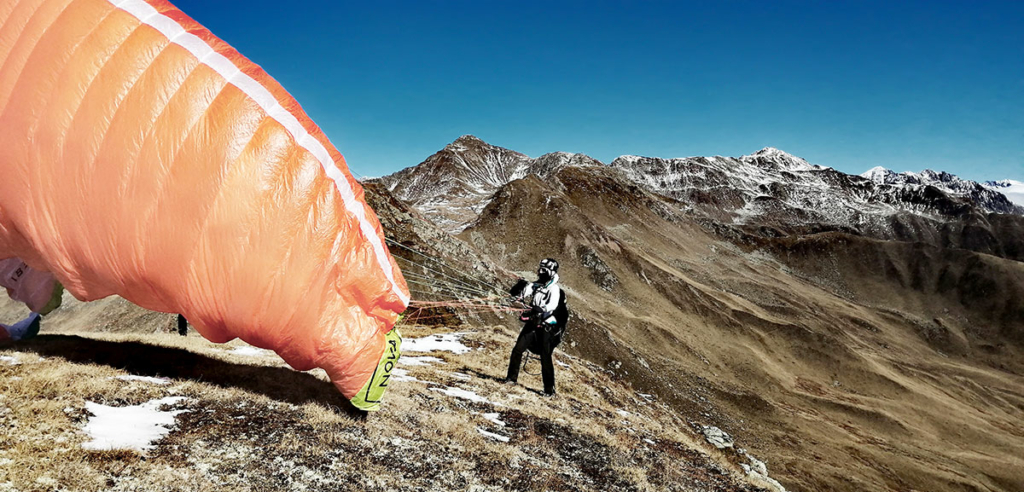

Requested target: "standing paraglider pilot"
[{"left": 505, "top": 258, "right": 568, "bottom": 397}]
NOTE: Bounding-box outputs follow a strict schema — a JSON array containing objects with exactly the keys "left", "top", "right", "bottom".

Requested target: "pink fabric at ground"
[{"left": 0, "top": 258, "right": 58, "bottom": 313}]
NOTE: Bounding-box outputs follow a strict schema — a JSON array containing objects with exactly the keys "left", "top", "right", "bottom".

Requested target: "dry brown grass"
[{"left": 0, "top": 321, "right": 763, "bottom": 492}]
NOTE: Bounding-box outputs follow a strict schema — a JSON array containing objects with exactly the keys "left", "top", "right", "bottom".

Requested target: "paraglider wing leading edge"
[{"left": 0, "top": 0, "right": 410, "bottom": 410}]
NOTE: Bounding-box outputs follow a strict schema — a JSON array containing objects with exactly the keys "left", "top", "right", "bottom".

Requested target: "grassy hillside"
[{"left": 1, "top": 295, "right": 771, "bottom": 492}]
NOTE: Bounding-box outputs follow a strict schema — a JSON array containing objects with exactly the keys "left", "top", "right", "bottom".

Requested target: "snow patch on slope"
[
  {"left": 431, "top": 386, "right": 499, "bottom": 405},
  {"left": 403, "top": 332, "right": 473, "bottom": 355},
  {"left": 82, "top": 397, "right": 189, "bottom": 452}
]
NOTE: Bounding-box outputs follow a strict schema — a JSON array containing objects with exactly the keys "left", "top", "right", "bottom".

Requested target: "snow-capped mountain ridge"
[
  {"left": 860, "top": 166, "right": 1023, "bottom": 210},
  {"left": 379, "top": 136, "right": 1023, "bottom": 234},
  {"left": 860, "top": 166, "right": 971, "bottom": 190},
  {"left": 613, "top": 153, "right": 1022, "bottom": 237}
]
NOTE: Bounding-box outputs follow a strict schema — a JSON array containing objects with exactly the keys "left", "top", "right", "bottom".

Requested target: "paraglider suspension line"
[{"left": 521, "top": 351, "right": 543, "bottom": 376}]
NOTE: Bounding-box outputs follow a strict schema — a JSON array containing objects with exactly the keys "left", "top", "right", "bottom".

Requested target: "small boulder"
[{"left": 701, "top": 425, "right": 734, "bottom": 449}]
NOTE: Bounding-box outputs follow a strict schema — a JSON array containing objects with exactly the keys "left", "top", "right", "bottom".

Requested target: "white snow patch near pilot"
[
  {"left": 403, "top": 332, "right": 473, "bottom": 354},
  {"left": 82, "top": 397, "right": 189, "bottom": 452}
]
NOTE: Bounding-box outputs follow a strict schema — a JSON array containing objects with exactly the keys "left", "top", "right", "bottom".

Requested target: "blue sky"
[{"left": 174, "top": 1, "right": 1022, "bottom": 181}]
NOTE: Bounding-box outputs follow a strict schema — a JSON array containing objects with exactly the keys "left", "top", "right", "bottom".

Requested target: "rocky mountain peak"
[
  {"left": 750, "top": 146, "right": 790, "bottom": 158},
  {"left": 445, "top": 134, "right": 488, "bottom": 152},
  {"left": 741, "top": 147, "right": 818, "bottom": 171},
  {"left": 532, "top": 152, "right": 605, "bottom": 176},
  {"left": 612, "top": 155, "right": 644, "bottom": 166},
  {"left": 860, "top": 166, "right": 894, "bottom": 183},
  {"left": 378, "top": 138, "right": 604, "bottom": 232}
]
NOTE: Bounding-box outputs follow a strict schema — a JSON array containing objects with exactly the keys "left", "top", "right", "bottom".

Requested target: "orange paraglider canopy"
[{"left": 0, "top": 0, "right": 409, "bottom": 410}]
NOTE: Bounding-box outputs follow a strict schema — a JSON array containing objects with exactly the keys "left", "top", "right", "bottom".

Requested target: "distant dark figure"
[
  {"left": 505, "top": 258, "right": 568, "bottom": 397},
  {"left": 177, "top": 314, "right": 188, "bottom": 336}
]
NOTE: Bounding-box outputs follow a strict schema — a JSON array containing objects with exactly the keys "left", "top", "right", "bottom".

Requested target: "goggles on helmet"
[{"left": 538, "top": 258, "right": 558, "bottom": 278}]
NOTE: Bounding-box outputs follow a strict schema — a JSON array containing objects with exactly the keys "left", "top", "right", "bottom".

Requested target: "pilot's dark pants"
[
  {"left": 506, "top": 322, "right": 560, "bottom": 395},
  {"left": 177, "top": 314, "right": 188, "bottom": 336}
]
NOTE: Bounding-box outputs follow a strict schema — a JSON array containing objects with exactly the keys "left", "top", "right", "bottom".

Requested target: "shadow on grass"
[
  {"left": 9, "top": 335, "right": 366, "bottom": 418},
  {"left": 464, "top": 368, "right": 506, "bottom": 383}
]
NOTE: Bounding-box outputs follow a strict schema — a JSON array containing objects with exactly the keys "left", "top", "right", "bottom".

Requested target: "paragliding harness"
[{"left": 510, "top": 279, "right": 569, "bottom": 375}]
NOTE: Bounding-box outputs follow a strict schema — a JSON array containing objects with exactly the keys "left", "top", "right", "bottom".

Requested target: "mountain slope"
[{"left": 459, "top": 164, "right": 1024, "bottom": 492}]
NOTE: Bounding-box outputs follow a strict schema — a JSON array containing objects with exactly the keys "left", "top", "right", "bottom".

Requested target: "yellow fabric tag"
[
  {"left": 39, "top": 281, "right": 64, "bottom": 316},
  {"left": 350, "top": 327, "right": 402, "bottom": 412}
]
